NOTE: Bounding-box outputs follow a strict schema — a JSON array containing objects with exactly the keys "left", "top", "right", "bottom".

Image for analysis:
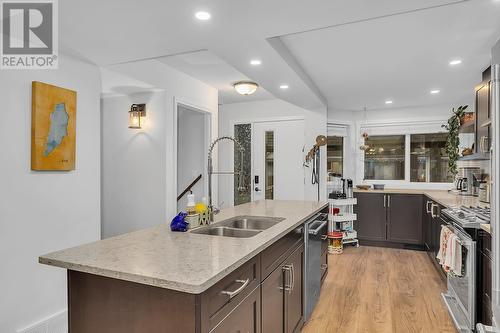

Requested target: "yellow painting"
[{"left": 31, "top": 81, "right": 77, "bottom": 171}]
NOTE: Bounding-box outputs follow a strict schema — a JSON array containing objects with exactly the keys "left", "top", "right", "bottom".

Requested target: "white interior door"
[{"left": 252, "top": 120, "right": 305, "bottom": 201}]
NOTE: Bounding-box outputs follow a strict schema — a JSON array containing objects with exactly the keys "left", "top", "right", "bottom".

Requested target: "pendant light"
[{"left": 233, "top": 81, "right": 259, "bottom": 95}]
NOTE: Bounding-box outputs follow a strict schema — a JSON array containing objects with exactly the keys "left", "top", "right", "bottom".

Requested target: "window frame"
[
  {"left": 360, "top": 128, "right": 453, "bottom": 187},
  {"left": 326, "top": 124, "right": 348, "bottom": 180}
]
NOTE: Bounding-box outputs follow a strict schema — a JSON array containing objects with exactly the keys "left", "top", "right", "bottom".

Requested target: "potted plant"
[{"left": 442, "top": 105, "right": 468, "bottom": 176}]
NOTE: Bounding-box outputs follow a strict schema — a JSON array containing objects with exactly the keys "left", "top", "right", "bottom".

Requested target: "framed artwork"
[{"left": 31, "top": 81, "right": 77, "bottom": 170}]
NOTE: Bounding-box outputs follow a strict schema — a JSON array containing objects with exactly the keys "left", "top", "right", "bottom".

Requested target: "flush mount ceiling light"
[
  {"left": 233, "top": 81, "right": 259, "bottom": 95},
  {"left": 430, "top": 89, "right": 441, "bottom": 94},
  {"left": 449, "top": 59, "right": 462, "bottom": 66},
  {"left": 195, "top": 11, "right": 211, "bottom": 20},
  {"left": 280, "top": 84, "right": 289, "bottom": 89},
  {"left": 385, "top": 100, "right": 393, "bottom": 104},
  {"left": 250, "top": 59, "right": 261, "bottom": 66}
]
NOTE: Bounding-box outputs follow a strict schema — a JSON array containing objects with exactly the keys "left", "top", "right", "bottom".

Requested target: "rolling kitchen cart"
[{"left": 328, "top": 197, "right": 359, "bottom": 248}]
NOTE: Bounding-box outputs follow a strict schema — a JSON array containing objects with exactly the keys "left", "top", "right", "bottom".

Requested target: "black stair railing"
[{"left": 177, "top": 174, "right": 202, "bottom": 201}]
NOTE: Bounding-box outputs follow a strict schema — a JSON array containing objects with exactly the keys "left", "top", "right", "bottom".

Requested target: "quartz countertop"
[
  {"left": 353, "top": 188, "right": 489, "bottom": 209},
  {"left": 39, "top": 200, "right": 327, "bottom": 294},
  {"left": 481, "top": 224, "right": 491, "bottom": 234}
]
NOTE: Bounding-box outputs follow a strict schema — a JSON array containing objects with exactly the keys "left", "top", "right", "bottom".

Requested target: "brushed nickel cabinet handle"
[
  {"left": 221, "top": 278, "right": 250, "bottom": 299},
  {"left": 281, "top": 265, "right": 292, "bottom": 291},
  {"left": 426, "top": 201, "right": 432, "bottom": 213}
]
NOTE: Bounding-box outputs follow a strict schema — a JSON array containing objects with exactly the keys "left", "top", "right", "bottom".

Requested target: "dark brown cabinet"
[
  {"left": 423, "top": 198, "right": 432, "bottom": 251},
  {"left": 479, "top": 230, "right": 493, "bottom": 326},
  {"left": 422, "top": 196, "right": 446, "bottom": 278},
  {"left": 353, "top": 193, "right": 386, "bottom": 241},
  {"left": 475, "top": 67, "right": 492, "bottom": 154},
  {"left": 354, "top": 193, "right": 422, "bottom": 246},
  {"left": 262, "top": 244, "right": 304, "bottom": 333},
  {"left": 212, "top": 286, "right": 261, "bottom": 333},
  {"left": 387, "top": 194, "right": 422, "bottom": 244}
]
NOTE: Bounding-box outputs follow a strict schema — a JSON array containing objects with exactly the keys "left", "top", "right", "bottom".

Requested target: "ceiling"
[
  {"left": 157, "top": 51, "right": 274, "bottom": 104},
  {"left": 281, "top": 0, "right": 500, "bottom": 111},
  {"left": 59, "top": 0, "right": 500, "bottom": 111}
]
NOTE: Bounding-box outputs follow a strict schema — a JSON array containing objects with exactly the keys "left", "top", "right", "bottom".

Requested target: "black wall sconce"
[{"left": 128, "top": 103, "right": 146, "bottom": 129}]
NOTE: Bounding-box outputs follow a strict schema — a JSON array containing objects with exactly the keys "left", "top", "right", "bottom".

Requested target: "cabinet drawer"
[
  {"left": 210, "top": 285, "right": 261, "bottom": 333},
  {"left": 261, "top": 226, "right": 303, "bottom": 280},
  {"left": 201, "top": 255, "right": 261, "bottom": 331}
]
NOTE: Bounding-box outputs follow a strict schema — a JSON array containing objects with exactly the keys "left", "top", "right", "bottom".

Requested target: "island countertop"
[{"left": 39, "top": 200, "right": 327, "bottom": 294}]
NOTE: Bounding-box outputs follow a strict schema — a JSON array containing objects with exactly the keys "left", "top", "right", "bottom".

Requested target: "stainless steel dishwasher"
[{"left": 304, "top": 209, "right": 328, "bottom": 322}]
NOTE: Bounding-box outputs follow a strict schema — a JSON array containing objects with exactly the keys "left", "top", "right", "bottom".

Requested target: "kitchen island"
[{"left": 40, "top": 200, "right": 328, "bottom": 333}]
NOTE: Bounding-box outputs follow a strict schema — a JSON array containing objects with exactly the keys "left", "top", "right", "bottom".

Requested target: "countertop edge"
[{"left": 39, "top": 202, "right": 328, "bottom": 294}]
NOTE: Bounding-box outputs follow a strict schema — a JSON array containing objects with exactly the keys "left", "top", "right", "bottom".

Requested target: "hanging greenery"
[{"left": 441, "top": 105, "right": 468, "bottom": 176}]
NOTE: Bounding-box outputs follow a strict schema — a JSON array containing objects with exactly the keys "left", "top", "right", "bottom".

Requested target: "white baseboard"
[{"left": 17, "top": 310, "right": 67, "bottom": 333}]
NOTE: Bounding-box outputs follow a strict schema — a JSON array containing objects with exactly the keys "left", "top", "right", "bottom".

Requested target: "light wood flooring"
[{"left": 302, "top": 246, "right": 457, "bottom": 333}]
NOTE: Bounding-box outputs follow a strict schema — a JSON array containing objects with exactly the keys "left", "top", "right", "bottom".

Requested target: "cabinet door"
[
  {"left": 387, "top": 194, "right": 423, "bottom": 244},
  {"left": 353, "top": 193, "right": 387, "bottom": 241},
  {"left": 423, "top": 197, "right": 432, "bottom": 251},
  {"left": 476, "top": 82, "right": 490, "bottom": 153},
  {"left": 285, "top": 245, "right": 304, "bottom": 333},
  {"left": 431, "top": 204, "right": 443, "bottom": 262},
  {"left": 261, "top": 262, "right": 284, "bottom": 333},
  {"left": 211, "top": 286, "right": 261, "bottom": 333},
  {"left": 482, "top": 253, "right": 493, "bottom": 325}
]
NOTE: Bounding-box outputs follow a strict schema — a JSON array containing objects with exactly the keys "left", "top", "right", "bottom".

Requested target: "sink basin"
[
  {"left": 190, "top": 226, "right": 261, "bottom": 238},
  {"left": 190, "top": 216, "right": 285, "bottom": 238},
  {"left": 218, "top": 216, "right": 285, "bottom": 230}
]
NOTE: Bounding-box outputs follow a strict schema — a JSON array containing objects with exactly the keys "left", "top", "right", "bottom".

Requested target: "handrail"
[{"left": 177, "top": 174, "right": 202, "bottom": 201}]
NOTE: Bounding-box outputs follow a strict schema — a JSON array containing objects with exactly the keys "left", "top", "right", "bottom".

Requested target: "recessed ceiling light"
[
  {"left": 385, "top": 100, "right": 393, "bottom": 104},
  {"left": 280, "top": 84, "right": 289, "bottom": 89},
  {"left": 430, "top": 89, "right": 440, "bottom": 94},
  {"left": 449, "top": 59, "right": 462, "bottom": 66},
  {"left": 195, "top": 11, "right": 211, "bottom": 20},
  {"left": 250, "top": 59, "right": 261, "bottom": 66}
]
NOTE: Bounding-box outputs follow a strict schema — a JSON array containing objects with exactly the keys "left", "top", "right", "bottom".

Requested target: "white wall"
[
  {"left": 101, "top": 60, "right": 218, "bottom": 236},
  {"left": 177, "top": 106, "right": 208, "bottom": 212},
  {"left": 101, "top": 91, "right": 168, "bottom": 238},
  {"left": 218, "top": 98, "right": 327, "bottom": 207},
  {"left": 0, "top": 54, "right": 101, "bottom": 332}
]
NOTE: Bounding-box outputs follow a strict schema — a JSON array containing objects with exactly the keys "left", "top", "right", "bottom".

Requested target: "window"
[
  {"left": 410, "top": 133, "right": 452, "bottom": 183},
  {"left": 327, "top": 136, "right": 343, "bottom": 177},
  {"left": 364, "top": 135, "right": 405, "bottom": 180}
]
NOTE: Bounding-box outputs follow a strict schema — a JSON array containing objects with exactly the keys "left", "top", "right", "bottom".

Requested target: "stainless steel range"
[
  {"left": 441, "top": 206, "right": 490, "bottom": 332},
  {"left": 442, "top": 206, "right": 491, "bottom": 229}
]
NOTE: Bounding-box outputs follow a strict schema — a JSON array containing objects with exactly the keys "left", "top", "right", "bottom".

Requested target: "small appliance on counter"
[
  {"left": 479, "top": 181, "right": 491, "bottom": 203},
  {"left": 373, "top": 184, "right": 385, "bottom": 190},
  {"left": 456, "top": 167, "right": 481, "bottom": 196}
]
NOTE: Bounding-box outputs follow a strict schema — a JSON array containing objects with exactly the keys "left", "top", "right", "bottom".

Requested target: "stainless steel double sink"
[{"left": 190, "top": 216, "right": 285, "bottom": 238}]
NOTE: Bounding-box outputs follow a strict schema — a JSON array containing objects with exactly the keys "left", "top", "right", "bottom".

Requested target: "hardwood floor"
[{"left": 302, "top": 246, "right": 457, "bottom": 333}]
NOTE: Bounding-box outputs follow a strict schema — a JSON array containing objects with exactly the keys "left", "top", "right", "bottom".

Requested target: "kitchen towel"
[{"left": 437, "top": 225, "right": 452, "bottom": 267}]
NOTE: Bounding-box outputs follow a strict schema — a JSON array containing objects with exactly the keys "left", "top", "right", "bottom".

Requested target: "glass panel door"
[
  {"left": 265, "top": 131, "right": 274, "bottom": 200},
  {"left": 234, "top": 124, "right": 251, "bottom": 206}
]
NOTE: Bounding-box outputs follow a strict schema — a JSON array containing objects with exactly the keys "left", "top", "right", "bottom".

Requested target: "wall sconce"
[{"left": 128, "top": 103, "right": 146, "bottom": 129}]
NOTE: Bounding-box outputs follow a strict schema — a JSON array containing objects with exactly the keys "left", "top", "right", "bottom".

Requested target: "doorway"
[
  {"left": 233, "top": 119, "right": 305, "bottom": 205},
  {"left": 176, "top": 104, "right": 210, "bottom": 212}
]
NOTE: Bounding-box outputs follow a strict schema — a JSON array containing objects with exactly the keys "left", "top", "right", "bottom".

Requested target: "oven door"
[{"left": 441, "top": 220, "right": 476, "bottom": 331}]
